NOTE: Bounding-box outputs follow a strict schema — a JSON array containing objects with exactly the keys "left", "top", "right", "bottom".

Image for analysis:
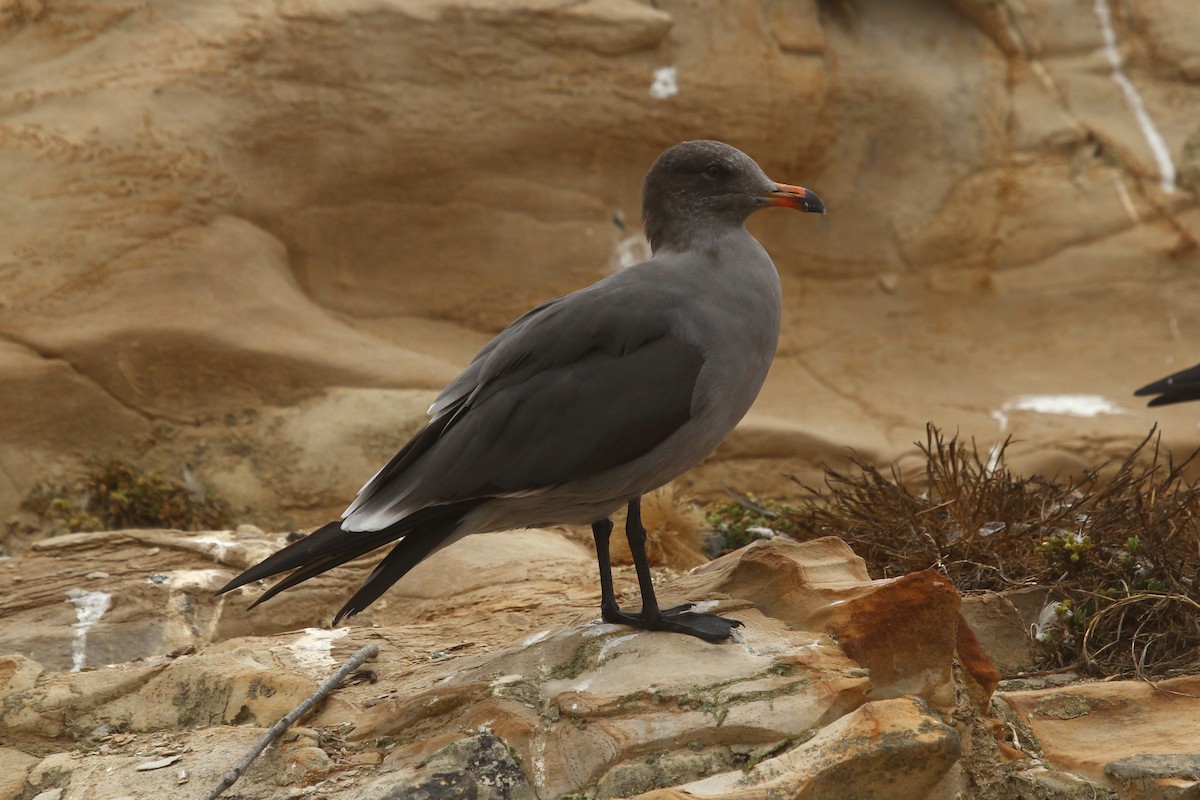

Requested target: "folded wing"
[{"left": 343, "top": 280, "right": 704, "bottom": 532}]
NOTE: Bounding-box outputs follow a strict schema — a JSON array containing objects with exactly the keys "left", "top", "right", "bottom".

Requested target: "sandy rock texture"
[
  {"left": 997, "top": 675, "right": 1200, "bottom": 798},
  {"left": 2, "top": 0, "right": 1199, "bottom": 524},
  {"left": 1, "top": 529, "right": 1197, "bottom": 799}
]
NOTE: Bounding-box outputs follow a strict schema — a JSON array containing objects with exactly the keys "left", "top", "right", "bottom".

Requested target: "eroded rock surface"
[
  {"left": 3, "top": 0, "right": 1200, "bottom": 524},
  {"left": 2, "top": 530, "right": 1195, "bottom": 799},
  {"left": 0, "top": 534, "right": 969, "bottom": 798},
  {"left": 635, "top": 696, "right": 961, "bottom": 800},
  {"left": 0, "top": 526, "right": 599, "bottom": 672},
  {"left": 997, "top": 676, "right": 1200, "bottom": 798}
]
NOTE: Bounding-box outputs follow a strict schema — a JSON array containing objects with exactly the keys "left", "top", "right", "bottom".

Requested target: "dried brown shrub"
[
  {"left": 784, "top": 425, "right": 1200, "bottom": 679},
  {"left": 611, "top": 484, "right": 709, "bottom": 569}
]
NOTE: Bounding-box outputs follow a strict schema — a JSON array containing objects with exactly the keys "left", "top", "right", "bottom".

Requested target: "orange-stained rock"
[
  {"left": 955, "top": 611, "right": 1002, "bottom": 707},
  {"left": 3, "top": 0, "right": 1200, "bottom": 527},
  {"left": 0, "top": 525, "right": 1196, "bottom": 799},
  {"left": 670, "top": 538, "right": 964, "bottom": 710},
  {"left": 828, "top": 569, "right": 962, "bottom": 710}
]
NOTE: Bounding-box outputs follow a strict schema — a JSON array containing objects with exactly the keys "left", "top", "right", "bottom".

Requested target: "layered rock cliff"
[{"left": 2, "top": 0, "right": 1199, "bottom": 524}]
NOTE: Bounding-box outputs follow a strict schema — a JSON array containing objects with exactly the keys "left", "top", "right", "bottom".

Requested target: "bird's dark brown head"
[{"left": 641, "top": 140, "right": 824, "bottom": 254}]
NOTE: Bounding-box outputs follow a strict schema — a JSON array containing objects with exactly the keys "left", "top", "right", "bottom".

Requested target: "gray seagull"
[{"left": 217, "top": 140, "right": 825, "bottom": 641}]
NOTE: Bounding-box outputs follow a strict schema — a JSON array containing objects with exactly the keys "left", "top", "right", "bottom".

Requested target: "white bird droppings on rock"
[
  {"left": 649, "top": 66, "right": 678, "bottom": 99},
  {"left": 286, "top": 627, "right": 349, "bottom": 674},
  {"left": 161, "top": 568, "right": 227, "bottom": 591},
  {"left": 188, "top": 534, "right": 237, "bottom": 563},
  {"left": 492, "top": 674, "right": 525, "bottom": 685},
  {"left": 531, "top": 730, "right": 548, "bottom": 790},
  {"left": 991, "top": 394, "right": 1125, "bottom": 431},
  {"left": 521, "top": 629, "right": 551, "bottom": 647},
  {"left": 67, "top": 588, "right": 111, "bottom": 673},
  {"left": 582, "top": 621, "right": 626, "bottom": 637},
  {"left": 1092, "top": 0, "right": 1176, "bottom": 193},
  {"left": 745, "top": 526, "right": 777, "bottom": 539},
  {"left": 135, "top": 754, "right": 183, "bottom": 771},
  {"left": 597, "top": 632, "right": 638, "bottom": 662},
  {"left": 687, "top": 599, "right": 721, "bottom": 614}
]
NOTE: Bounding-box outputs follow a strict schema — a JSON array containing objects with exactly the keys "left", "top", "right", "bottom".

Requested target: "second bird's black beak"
[{"left": 761, "top": 182, "right": 825, "bottom": 214}]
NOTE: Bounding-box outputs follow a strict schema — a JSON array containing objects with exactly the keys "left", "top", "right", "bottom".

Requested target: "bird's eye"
[{"left": 703, "top": 163, "right": 727, "bottom": 180}]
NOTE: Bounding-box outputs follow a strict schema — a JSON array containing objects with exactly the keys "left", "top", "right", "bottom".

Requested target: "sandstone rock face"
[
  {"left": 997, "top": 675, "right": 1200, "bottom": 796},
  {"left": 0, "top": 533, "right": 970, "bottom": 798},
  {"left": 2, "top": 529, "right": 1195, "bottom": 799},
  {"left": 0, "top": 526, "right": 601, "bottom": 671},
  {"left": 2, "top": 1, "right": 1200, "bottom": 523},
  {"left": 635, "top": 696, "right": 961, "bottom": 800},
  {"left": 960, "top": 586, "right": 1063, "bottom": 677}
]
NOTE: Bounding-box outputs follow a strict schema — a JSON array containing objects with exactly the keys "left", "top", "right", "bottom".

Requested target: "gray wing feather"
[
  {"left": 428, "top": 295, "right": 566, "bottom": 418},
  {"left": 344, "top": 279, "right": 703, "bottom": 531}
]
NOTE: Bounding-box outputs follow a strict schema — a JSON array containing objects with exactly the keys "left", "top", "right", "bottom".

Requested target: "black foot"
[
  {"left": 593, "top": 501, "right": 741, "bottom": 643},
  {"left": 645, "top": 606, "right": 743, "bottom": 643},
  {"left": 600, "top": 602, "right": 742, "bottom": 643}
]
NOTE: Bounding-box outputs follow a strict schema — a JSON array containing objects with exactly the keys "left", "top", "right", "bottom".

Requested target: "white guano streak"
[
  {"left": 288, "top": 627, "right": 350, "bottom": 673},
  {"left": 1092, "top": 0, "right": 1176, "bottom": 193},
  {"left": 67, "top": 588, "right": 112, "bottom": 673},
  {"left": 990, "top": 394, "right": 1125, "bottom": 431},
  {"left": 649, "top": 66, "right": 678, "bottom": 100}
]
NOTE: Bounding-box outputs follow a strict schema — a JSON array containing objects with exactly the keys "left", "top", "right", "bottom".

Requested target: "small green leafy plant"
[{"left": 23, "top": 461, "right": 229, "bottom": 533}]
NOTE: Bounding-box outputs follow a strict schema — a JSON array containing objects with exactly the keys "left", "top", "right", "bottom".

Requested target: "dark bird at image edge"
[
  {"left": 217, "top": 140, "right": 826, "bottom": 642},
  {"left": 1136, "top": 362, "right": 1200, "bottom": 407}
]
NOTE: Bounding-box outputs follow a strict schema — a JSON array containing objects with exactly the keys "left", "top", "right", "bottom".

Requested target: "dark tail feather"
[
  {"left": 217, "top": 501, "right": 481, "bottom": 618},
  {"left": 247, "top": 540, "right": 391, "bottom": 609},
  {"left": 331, "top": 523, "right": 461, "bottom": 624},
  {"left": 217, "top": 521, "right": 374, "bottom": 595}
]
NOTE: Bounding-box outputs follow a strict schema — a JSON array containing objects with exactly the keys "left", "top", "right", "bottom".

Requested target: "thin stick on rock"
[{"left": 203, "top": 642, "right": 380, "bottom": 800}]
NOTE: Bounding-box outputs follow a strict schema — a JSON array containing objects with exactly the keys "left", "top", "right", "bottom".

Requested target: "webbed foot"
[{"left": 601, "top": 601, "right": 742, "bottom": 643}]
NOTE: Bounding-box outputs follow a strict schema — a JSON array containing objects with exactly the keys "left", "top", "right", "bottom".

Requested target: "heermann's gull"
[
  {"left": 217, "top": 140, "right": 825, "bottom": 642},
  {"left": 1136, "top": 363, "right": 1200, "bottom": 406}
]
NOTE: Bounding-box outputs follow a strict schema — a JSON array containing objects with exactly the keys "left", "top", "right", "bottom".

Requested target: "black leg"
[
  {"left": 591, "top": 518, "right": 639, "bottom": 626},
  {"left": 623, "top": 497, "right": 665, "bottom": 617},
  {"left": 590, "top": 497, "right": 742, "bottom": 643}
]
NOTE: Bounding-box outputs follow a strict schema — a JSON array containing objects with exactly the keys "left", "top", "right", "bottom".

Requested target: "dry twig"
[{"left": 203, "top": 642, "right": 380, "bottom": 800}]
